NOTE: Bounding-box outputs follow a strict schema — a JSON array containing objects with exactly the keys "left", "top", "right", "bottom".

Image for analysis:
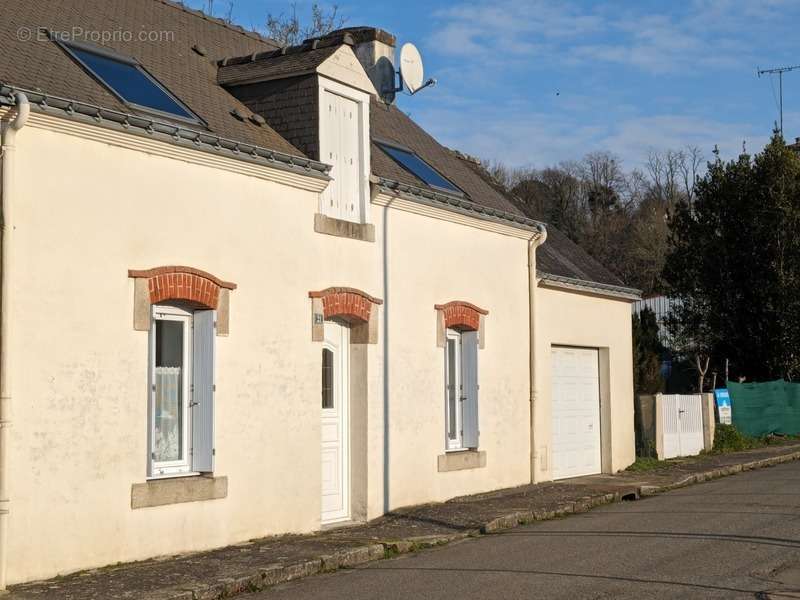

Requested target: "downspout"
[
  {"left": 528, "top": 224, "right": 547, "bottom": 484},
  {"left": 0, "top": 92, "right": 29, "bottom": 591}
]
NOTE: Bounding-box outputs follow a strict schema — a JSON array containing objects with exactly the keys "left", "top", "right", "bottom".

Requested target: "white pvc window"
[
  {"left": 148, "top": 303, "right": 216, "bottom": 478},
  {"left": 150, "top": 304, "right": 192, "bottom": 476},
  {"left": 444, "top": 328, "right": 480, "bottom": 451},
  {"left": 445, "top": 330, "right": 463, "bottom": 450}
]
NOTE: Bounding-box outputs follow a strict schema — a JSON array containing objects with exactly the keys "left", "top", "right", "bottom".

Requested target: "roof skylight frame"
[
  {"left": 54, "top": 37, "right": 205, "bottom": 126},
  {"left": 375, "top": 139, "right": 465, "bottom": 196}
]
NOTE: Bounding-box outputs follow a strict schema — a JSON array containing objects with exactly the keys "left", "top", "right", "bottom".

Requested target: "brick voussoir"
[{"left": 312, "top": 287, "right": 379, "bottom": 322}]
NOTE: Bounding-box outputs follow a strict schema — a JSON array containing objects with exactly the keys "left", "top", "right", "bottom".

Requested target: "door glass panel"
[
  {"left": 322, "top": 348, "right": 334, "bottom": 409},
  {"left": 447, "top": 338, "right": 457, "bottom": 440},
  {"left": 154, "top": 320, "right": 183, "bottom": 462}
]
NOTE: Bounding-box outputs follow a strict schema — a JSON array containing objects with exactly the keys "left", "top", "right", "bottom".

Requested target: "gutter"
[
  {"left": 0, "top": 91, "right": 29, "bottom": 591},
  {"left": 528, "top": 224, "right": 547, "bottom": 484}
]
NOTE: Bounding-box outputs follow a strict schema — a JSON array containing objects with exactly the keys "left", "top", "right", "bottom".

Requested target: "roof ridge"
[
  {"left": 218, "top": 30, "right": 353, "bottom": 66},
  {"left": 156, "top": 0, "right": 279, "bottom": 48}
]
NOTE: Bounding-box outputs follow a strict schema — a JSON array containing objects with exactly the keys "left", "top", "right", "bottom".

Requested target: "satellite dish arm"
[
  {"left": 409, "top": 78, "right": 437, "bottom": 95},
  {"left": 395, "top": 75, "right": 437, "bottom": 95}
]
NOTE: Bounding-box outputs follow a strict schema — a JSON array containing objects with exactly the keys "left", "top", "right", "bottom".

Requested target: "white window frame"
[
  {"left": 317, "top": 76, "right": 371, "bottom": 225},
  {"left": 149, "top": 304, "right": 194, "bottom": 478},
  {"left": 445, "top": 329, "right": 463, "bottom": 451}
]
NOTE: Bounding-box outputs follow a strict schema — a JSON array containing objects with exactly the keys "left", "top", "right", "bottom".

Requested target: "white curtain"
[{"left": 155, "top": 366, "right": 182, "bottom": 462}]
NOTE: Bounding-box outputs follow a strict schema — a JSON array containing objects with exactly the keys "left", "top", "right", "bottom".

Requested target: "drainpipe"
[
  {"left": 0, "top": 92, "right": 29, "bottom": 591},
  {"left": 528, "top": 224, "right": 547, "bottom": 484}
]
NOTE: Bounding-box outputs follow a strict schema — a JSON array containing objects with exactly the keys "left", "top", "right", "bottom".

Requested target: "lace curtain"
[{"left": 154, "top": 366, "right": 182, "bottom": 462}]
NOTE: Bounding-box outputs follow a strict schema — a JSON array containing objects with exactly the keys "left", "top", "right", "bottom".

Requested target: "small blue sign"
[{"left": 715, "top": 388, "right": 732, "bottom": 424}]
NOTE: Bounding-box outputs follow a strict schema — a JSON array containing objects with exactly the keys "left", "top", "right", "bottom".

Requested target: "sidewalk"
[{"left": 9, "top": 442, "right": 800, "bottom": 600}]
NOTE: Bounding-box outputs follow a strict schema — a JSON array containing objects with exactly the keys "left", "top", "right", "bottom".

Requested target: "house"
[
  {"left": 0, "top": 0, "right": 640, "bottom": 587},
  {"left": 632, "top": 294, "right": 678, "bottom": 348}
]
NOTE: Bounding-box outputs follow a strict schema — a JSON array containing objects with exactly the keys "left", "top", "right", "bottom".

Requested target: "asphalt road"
[{"left": 259, "top": 461, "right": 800, "bottom": 599}]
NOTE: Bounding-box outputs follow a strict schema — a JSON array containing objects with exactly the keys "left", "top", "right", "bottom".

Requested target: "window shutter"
[
  {"left": 461, "top": 330, "right": 479, "bottom": 449},
  {"left": 192, "top": 309, "right": 215, "bottom": 472}
]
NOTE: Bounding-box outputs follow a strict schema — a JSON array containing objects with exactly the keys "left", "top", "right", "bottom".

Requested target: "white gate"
[{"left": 660, "top": 394, "right": 704, "bottom": 459}]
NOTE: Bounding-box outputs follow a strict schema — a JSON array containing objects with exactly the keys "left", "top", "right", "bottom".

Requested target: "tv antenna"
[{"left": 757, "top": 64, "right": 800, "bottom": 136}]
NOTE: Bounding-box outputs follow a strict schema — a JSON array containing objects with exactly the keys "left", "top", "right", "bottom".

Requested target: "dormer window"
[
  {"left": 58, "top": 40, "right": 200, "bottom": 123},
  {"left": 376, "top": 141, "right": 463, "bottom": 195}
]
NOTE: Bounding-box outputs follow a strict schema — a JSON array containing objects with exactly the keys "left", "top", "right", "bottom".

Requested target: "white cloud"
[
  {"left": 428, "top": 0, "right": 792, "bottom": 74},
  {"left": 408, "top": 0, "right": 792, "bottom": 168},
  {"left": 405, "top": 95, "right": 768, "bottom": 171}
]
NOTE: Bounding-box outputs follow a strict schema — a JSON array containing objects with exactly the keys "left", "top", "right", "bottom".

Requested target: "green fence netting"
[{"left": 728, "top": 379, "right": 800, "bottom": 437}]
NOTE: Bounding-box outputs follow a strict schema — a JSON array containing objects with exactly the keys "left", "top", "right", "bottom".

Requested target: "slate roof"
[
  {"left": 0, "top": 0, "right": 303, "bottom": 157},
  {"left": 217, "top": 46, "right": 340, "bottom": 87},
  {"left": 370, "top": 100, "right": 522, "bottom": 215},
  {"left": 0, "top": 0, "right": 635, "bottom": 295}
]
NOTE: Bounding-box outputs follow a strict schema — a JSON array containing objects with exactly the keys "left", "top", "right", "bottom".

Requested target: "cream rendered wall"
[
  {"left": 533, "top": 286, "right": 636, "bottom": 481},
  {"left": 6, "top": 124, "right": 382, "bottom": 584},
  {"left": 371, "top": 204, "right": 533, "bottom": 510},
  {"left": 6, "top": 118, "right": 635, "bottom": 585}
]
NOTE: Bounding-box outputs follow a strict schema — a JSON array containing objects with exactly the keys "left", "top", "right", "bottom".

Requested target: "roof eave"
[
  {"left": 0, "top": 83, "right": 331, "bottom": 180},
  {"left": 375, "top": 177, "right": 545, "bottom": 233},
  {"left": 538, "top": 273, "right": 642, "bottom": 301}
]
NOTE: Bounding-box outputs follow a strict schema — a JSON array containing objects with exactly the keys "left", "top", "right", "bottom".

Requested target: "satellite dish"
[{"left": 399, "top": 43, "right": 424, "bottom": 94}]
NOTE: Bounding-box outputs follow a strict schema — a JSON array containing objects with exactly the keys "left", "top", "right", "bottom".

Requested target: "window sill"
[
  {"left": 147, "top": 470, "right": 199, "bottom": 480},
  {"left": 437, "top": 450, "right": 486, "bottom": 472},
  {"left": 314, "top": 213, "right": 375, "bottom": 242},
  {"left": 131, "top": 475, "right": 227, "bottom": 509}
]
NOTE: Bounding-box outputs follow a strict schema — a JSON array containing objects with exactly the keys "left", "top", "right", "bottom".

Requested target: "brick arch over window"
[
  {"left": 435, "top": 301, "right": 489, "bottom": 348},
  {"left": 435, "top": 301, "right": 488, "bottom": 331},
  {"left": 308, "top": 287, "right": 383, "bottom": 344},
  {"left": 128, "top": 266, "right": 237, "bottom": 334}
]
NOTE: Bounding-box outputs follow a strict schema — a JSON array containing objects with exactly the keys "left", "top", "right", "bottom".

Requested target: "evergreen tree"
[
  {"left": 632, "top": 308, "right": 665, "bottom": 393},
  {"left": 663, "top": 133, "right": 800, "bottom": 381}
]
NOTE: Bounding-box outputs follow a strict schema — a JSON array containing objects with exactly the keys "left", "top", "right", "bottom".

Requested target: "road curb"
[
  {"left": 638, "top": 450, "right": 800, "bottom": 497},
  {"left": 15, "top": 448, "right": 800, "bottom": 600}
]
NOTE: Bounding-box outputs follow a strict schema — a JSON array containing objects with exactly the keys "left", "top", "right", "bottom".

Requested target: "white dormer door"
[
  {"left": 324, "top": 91, "right": 359, "bottom": 221},
  {"left": 318, "top": 77, "right": 370, "bottom": 225}
]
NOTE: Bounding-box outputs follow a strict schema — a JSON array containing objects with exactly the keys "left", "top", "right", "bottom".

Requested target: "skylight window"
[
  {"left": 60, "top": 41, "right": 198, "bottom": 122},
  {"left": 376, "top": 142, "right": 463, "bottom": 194}
]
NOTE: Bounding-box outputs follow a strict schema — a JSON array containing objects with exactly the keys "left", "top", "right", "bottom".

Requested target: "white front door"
[
  {"left": 551, "top": 346, "right": 602, "bottom": 479},
  {"left": 321, "top": 321, "right": 350, "bottom": 523}
]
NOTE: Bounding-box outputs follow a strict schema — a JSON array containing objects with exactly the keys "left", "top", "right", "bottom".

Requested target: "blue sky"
[{"left": 195, "top": 0, "right": 800, "bottom": 170}]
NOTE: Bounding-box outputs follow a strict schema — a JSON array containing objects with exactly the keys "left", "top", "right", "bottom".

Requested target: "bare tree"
[
  {"left": 265, "top": 3, "right": 346, "bottom": 46},
  {"left": 203, "top": 0, "right": 234, "bottom": 23},
  {"left": 678, "top": 145, "right": 703, "bottom": 203},
  {"left": 646, "top": 149, "right": 682, "bottom": 205},
  {"left": 480, "top": 145, "right": 706, "bottom": 297},
  {"left": 580, "top": 151, "right": 628, "bottom": 214},
  {"left": 483, "top": 160, "right": 520, "bottom": 190},
  {"left": 646, "top": 146, "right": 703, "bottom": 206},
  {"left": 695, "top": 354, "right": 710, "bottom": 393}
]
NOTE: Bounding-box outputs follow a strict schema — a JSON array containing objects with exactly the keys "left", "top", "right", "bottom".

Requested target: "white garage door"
[{"left": 551, "top": 346, "right": 601, "bottom": 479}]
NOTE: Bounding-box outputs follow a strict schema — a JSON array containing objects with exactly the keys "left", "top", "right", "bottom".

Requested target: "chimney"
[{"left": 331, "top": 27, "right": 397, "bottom": 103}]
